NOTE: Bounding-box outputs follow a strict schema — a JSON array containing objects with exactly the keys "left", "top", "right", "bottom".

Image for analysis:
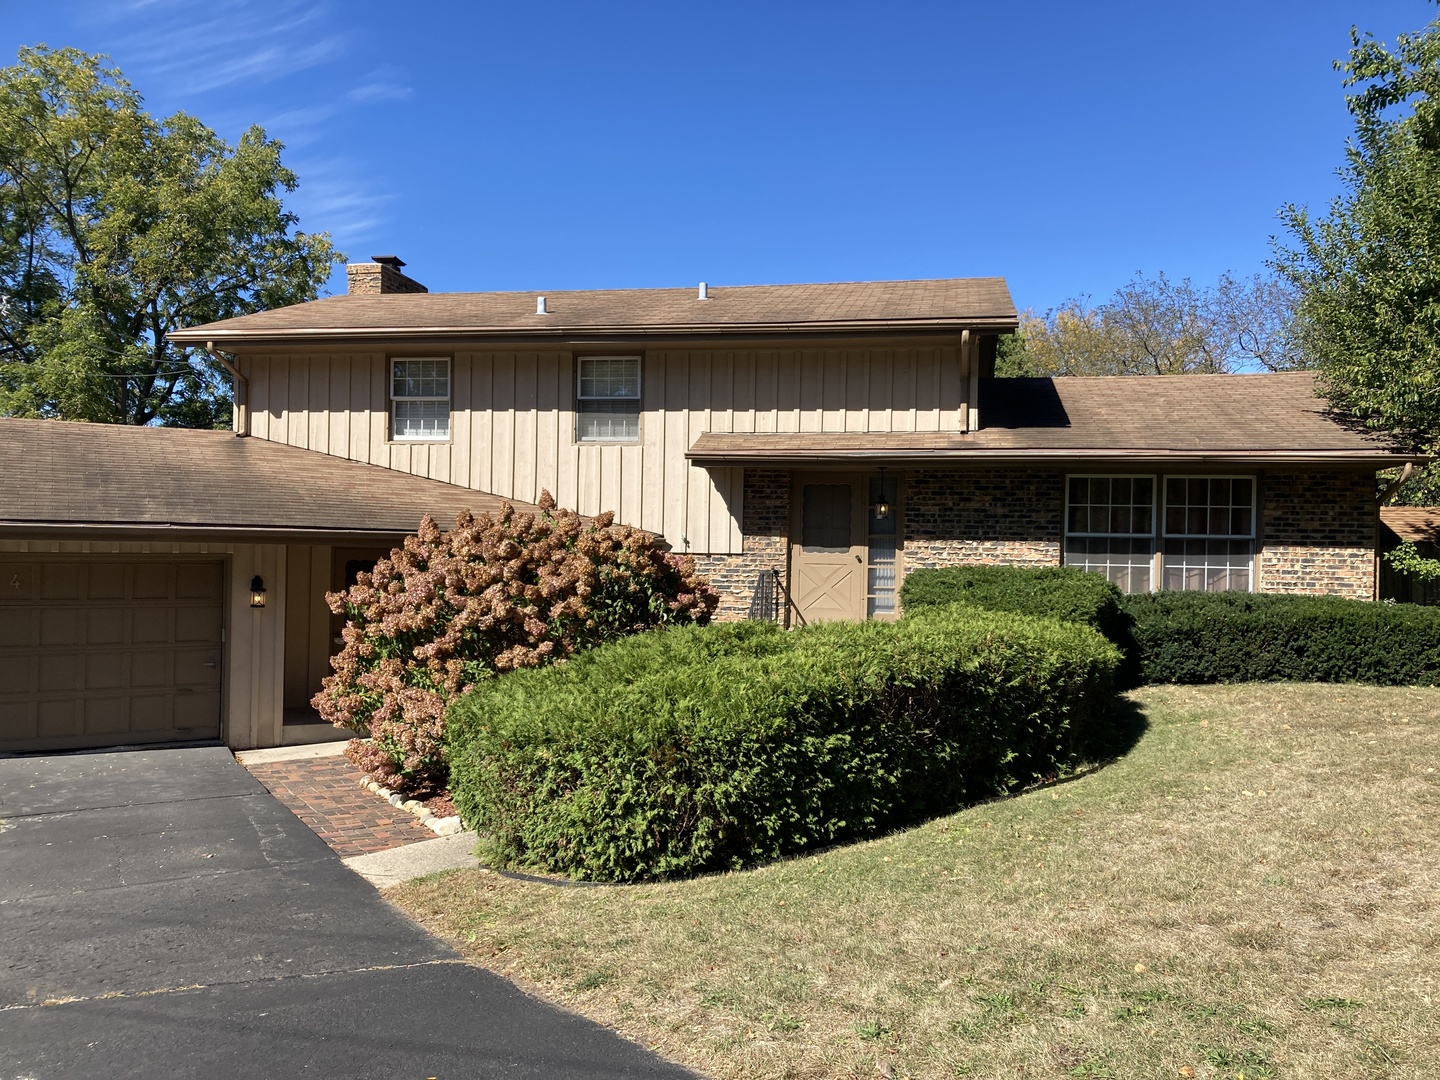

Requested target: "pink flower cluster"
[{"left": 312, "top": 492, "right": 718, "bottom": 791}]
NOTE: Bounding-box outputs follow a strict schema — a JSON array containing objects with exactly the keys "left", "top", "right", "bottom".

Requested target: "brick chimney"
[{"left": 346, "top": 255, "right": 428, "bottom": 295}]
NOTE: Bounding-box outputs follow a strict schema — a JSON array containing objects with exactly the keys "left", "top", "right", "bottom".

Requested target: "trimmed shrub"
[
  {"left": 899, "top": 565, "right": 1137, "bottom": 682},
  {"left": 312, "top": 493, "right": 717, "bottom": 792},
  {"left": 1120, "top": 591, "right": 1440, "bottom": 686},
  {"left": 446, "top": 606, "right": 1120, "bottom": 882}
]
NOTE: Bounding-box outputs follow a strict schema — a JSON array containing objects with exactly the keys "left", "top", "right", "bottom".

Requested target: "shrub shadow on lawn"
[{"left": 1072, "top": 692, "right": 1150, "bottom": 771}]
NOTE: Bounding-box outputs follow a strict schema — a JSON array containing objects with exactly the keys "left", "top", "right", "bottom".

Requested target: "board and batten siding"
[{"left": 242, "top": 343, "right": 966, "bottom": 554}]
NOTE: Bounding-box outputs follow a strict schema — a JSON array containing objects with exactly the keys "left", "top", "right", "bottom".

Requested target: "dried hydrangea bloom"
[{"left": 312, "top": 493, "right": 717, "bottom": 792}]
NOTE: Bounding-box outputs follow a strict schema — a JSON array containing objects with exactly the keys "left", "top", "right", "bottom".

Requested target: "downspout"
[
  {"left": 963, "top": 329, "right": 979, "bottom": 432},
  {"left": 1374, "top": 462, "right": 1415, "bottom": 602},
  {"left": 1377, "top": 461, "right": 1414, "bottom": 504},
  {"left": 206, "top": 340, "right": 249, "bottom": 437}
]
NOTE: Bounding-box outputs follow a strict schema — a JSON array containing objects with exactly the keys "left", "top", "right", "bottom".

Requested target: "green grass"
[{"left": 393, "top": 684, "right": 1440, "bottom": 1079}]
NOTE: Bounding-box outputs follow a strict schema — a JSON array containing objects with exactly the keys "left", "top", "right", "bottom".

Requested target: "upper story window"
[
  {"left": 391, "top": 358, "right": 450, "bottom": 441},
  {"left": 1064, "top": 474, "right": 1256, "bottom": 593},
  {"left": 577, "top": 356, "right": 640, "bottom": 441}
]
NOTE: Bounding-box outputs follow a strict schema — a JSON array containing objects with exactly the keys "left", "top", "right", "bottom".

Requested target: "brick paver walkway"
[{"left": 243, "top": 755, "right": 431, "bottom": 858}]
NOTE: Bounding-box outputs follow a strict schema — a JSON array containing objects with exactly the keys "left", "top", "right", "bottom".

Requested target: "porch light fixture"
[
  {"left": 249, "top": 575, "right": 267, "bottom": 609},
  {"left": 873, "top": 468, "right": 891, "bottom": 521}
]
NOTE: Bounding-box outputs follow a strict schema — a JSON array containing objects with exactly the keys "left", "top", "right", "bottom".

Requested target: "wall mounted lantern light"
[
  {"left": 249, "top": 575, "right": 267, "bottom": 609},
  {"left": 873, "top": 467, "right": 891, "bottom": 521}
]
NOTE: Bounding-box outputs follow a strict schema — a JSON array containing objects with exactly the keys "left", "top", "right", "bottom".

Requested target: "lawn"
[{"left": 391, "top": 684, "right": 1440, "bottom": 1079}]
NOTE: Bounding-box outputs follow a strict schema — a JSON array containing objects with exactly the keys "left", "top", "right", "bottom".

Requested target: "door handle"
[{"left": 855, "top": 555, "right": 862, "bottom": 563}]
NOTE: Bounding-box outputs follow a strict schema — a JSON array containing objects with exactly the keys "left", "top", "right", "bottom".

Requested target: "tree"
[
  {"left": 997, "top": 271, "right": 1305, "bottom": 377},
  {"left": 1272, "top": 6, "right": 1440, "bottom": 509},
  {"left": 0, "top": 46, "right": 341, "bottom": 427}
]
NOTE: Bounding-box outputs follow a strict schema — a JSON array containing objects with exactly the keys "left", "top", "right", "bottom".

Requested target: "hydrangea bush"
[{"left": 311, "top": 492, "right": 717, "bottom": 791}]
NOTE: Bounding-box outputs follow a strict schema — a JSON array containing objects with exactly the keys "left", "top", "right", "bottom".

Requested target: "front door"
[{"left": 789, "top": 473, "right": 867, "bottom": 623}]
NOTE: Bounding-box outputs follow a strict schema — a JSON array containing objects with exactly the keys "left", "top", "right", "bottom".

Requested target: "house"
[
  {"left": 0, "top": 257, "right": 1421, "bottom": 755},
  {"left": 1379, "top": 506, "right": 1440, "bottom": 605}
]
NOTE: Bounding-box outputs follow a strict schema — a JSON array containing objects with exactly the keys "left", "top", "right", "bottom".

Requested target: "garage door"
[{"left": 0, "top": 559, "right": 224, "bottom": 752}]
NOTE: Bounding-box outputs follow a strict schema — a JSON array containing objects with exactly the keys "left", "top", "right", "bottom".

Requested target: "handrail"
[{"left": 771, "top": 567, "right": 806, "bottom": 629}]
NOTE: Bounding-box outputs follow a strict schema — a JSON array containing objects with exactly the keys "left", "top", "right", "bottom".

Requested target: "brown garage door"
[{"left": 0, "top": 559, "right": 224, "bottom": 752}]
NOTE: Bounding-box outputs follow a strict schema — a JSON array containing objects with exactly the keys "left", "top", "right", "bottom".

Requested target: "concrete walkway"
[{"left": 0, "top": 745, "right": 693, "bottom": 1079}]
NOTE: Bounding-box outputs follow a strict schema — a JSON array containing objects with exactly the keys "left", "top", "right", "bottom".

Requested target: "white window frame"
[
  {"left": 1062, "top": 473, "right": 1159, "bottom": 594},
  {"left": 1062, "top": 473, "right": 1258, "bottom": 593},
  {"left": 390, "top": 357, "right": 451, "bottom": 442},
  {"left": 1159, "top": 474, "right": 1257, "bottom": 593},
  {"left": 576, "top": 355, "right": 642, "bottom": 443}
]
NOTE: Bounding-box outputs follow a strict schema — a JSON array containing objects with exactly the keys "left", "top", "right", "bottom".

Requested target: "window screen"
[
  {"left": 1161, "top": 477, "right": 1255, "bottom": 592},
  {"left": 391, "top": 358, "right": 450, "bottom": 440},
  {"left": 577, "top": 356, "right": 641, "bottom": 441},
  {"left": 801, "top": 484, "right": 852, "bottom": 552},
  {"left": 1063, "top": 476, "right": 1156, "bottom": 593}
]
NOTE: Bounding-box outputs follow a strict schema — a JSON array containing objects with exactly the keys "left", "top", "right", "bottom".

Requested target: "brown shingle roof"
[
  {"left": 1381, "top": 507, "right": 1440, "bottom": 545},
  {"left": 687, "top": 372, "right": 1419, "bottom": 465},
  {"left": 168, "top": 278, "right": 1018, "bottom": 345},
  {"left": 0, "top": 419, "right": 534, "bottom": 537}
]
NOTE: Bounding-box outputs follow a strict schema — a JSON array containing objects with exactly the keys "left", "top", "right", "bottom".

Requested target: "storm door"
[{"left": 789, "top": 474, "right": 867, "bottom": 623}]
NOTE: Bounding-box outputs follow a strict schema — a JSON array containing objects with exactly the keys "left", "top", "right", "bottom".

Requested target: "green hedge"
[
  {"left": 899, "top": 565, "right": 1138, "bottom": 684},
  {"left": 446, "top": 608, "right": 1120, "bottom": 882},
  {"left": 1120, "top": 591, "right": 1440, "bottom": 686}
]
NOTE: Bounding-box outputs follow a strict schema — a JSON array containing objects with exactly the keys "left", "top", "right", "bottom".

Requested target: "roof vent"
[
  {"left": 536, "top": 296, "right": 548, "bottom": 315},
  {"left": 697, "top": 281, "right": 709, "bottom": 300}
]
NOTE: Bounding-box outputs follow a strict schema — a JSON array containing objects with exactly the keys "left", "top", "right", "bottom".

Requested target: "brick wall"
[
  {"left": 690, "top": 467, "right": 1379, "bottom": 620},
  {"left": 903, "top": 467, "right": 1063, "bottom": 568},
  {"left": 1259, "top": 470, "right": 1377, "bottom": 599},
  {"left": 692, "top": 469, "right": 789, "bottom": 621}
]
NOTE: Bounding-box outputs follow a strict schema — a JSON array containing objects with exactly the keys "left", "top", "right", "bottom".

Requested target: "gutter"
[
  {"left": 206, "top": 341, "right": 249, "bottom": 437},
  {"left": 168, "top": 317, "right": 1022, "bottom": 349},
  {"left": 685, "top": 449, "right": 1431, "bottom": 468}
]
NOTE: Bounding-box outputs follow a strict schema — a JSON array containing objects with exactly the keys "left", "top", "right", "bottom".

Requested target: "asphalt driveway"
[{"left": 0, "top": 745, "right": 692, "bottom": 1079}]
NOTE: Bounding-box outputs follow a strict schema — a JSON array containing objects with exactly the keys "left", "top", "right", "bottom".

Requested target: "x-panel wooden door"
[{"left": 789, "top": 473, "right": 866, "bottom": 623}]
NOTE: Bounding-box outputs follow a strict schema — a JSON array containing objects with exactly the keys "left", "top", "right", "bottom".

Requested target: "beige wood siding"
[
  {"left": 282, "top": 545, "right": 334, "bottom": 711},
  {"left": 240, "top": 342, "right": 965, "bottom": 555}
]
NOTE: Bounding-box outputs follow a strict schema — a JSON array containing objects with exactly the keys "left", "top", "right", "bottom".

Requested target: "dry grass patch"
[{"left": 392, "top": 684, "right": 1440, "bottom": 1079}]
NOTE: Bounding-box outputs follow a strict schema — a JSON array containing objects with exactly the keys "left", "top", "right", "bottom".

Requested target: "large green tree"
[
  {"left": 997, "top": 271, "right": 1304, "bottom": 378},
  {"left": 1273, "top": 5, "right": 1440, "bottom": 506},
  {"left": 0, "top": 46, "right": 342, "bottom": 427}
]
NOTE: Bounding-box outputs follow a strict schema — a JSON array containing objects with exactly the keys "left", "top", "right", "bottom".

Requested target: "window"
[
  {"left": 577, "top": 356, "right": 640, "bottom": 441},
  {"left": 391, "top": 358, "right": 450, "bottom": 440},
  {"left": 1064, "top": 474, "right": 1256, "bottom": 593},
  {"left": 866, "top": 474, "right": 899, "bottom": 618},
  {"left": 1162, "top": 477, "right": 1255, "bottom": 591},
  {"left": 1064, "top": 475, "right": 1156, "bottom": 593}
]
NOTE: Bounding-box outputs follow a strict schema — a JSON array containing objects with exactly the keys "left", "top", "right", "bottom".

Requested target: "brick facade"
[
  {"left": 692, "top": 469, "right": 789, "bottom": 620},
  {"left": 903, "top": 467, "right": 1063, "bottom": 569},
  {"left": 1259, "top": 470, "right": 1377, "bottom": 599},
  {"left": 689, "top": 466, "right": 1380, "bottom": 620}
]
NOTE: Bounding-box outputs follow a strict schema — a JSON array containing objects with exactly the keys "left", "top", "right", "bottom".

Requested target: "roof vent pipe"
[
  {"left": 697, "top": 281, "right": 709, "bottom": 300},
  {"left": 536, "top": 296, "right": 548, "bottom": 315}
]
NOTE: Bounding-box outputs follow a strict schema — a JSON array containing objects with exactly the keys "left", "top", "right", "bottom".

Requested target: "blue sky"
[{"left": 5, "top": 0, "right": 1430, "bottom": 311}]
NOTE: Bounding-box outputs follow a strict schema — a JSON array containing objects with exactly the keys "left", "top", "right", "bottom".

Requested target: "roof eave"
[
  {"left": 0, "top": 521, "right": 426, "bottom": 544},
  {"left": 685, "top": 448, "right": 1427, "bottom": 468},
  {"left": 167, "top": 315, "right": 1020, "bottom": 347}
]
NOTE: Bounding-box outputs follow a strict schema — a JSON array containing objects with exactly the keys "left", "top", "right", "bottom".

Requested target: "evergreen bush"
[
  {"left": 1120, "top": 591, "right": 1440, "bottom": 685},
  {"left": 446, "top": 607, "right": 1120, "bottom": 882}
]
